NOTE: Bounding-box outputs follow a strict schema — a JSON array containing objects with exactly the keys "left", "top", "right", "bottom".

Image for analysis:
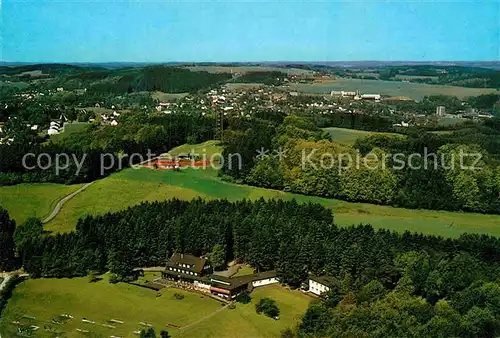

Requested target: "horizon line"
[{"left": 2, "top": 60, "right": 499, "bottom": 65}]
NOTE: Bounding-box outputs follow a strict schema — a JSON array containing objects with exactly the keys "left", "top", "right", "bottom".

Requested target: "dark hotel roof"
[
  {"left": 210, "top": 270, "right": 278, "bottom": 291},
  {"left": 168, "top": 253, "right": 207, "bottom": 274},
  {"left": 310, "top": 275, "right": 336, "bottom": 287}
]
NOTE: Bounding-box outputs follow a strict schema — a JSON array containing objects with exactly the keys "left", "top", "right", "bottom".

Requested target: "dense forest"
[
  {"left": 222, "top": 112, "right": 500, "bottom": 214},
  {"left": 88, "top": 67, "right": 232, "bottom": 94},
  {"left": 232, "top": 71, "right": 287, "bottom": 85},
  {"left": 1, "top": 198, "right": 500, "bottom": 336}
]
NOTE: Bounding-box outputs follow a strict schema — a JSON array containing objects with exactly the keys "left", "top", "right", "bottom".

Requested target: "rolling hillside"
[{"left": 39, "top": 168, "right": 500, "bottom": 237}]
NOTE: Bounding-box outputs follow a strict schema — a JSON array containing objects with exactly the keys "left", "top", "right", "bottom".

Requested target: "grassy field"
[
  {"left": 50, "top": 122, "right": 91, "bottom": 142},
  {"left": 437, "top": 117, "right": 469, "bottom": 127},
  {"left": 324, "top": 127, "right": 403, "bottom": 145},
  {"left": 394, "top": 75, "right": 439, "bottom": 81},
  {"left": 45, "top": 170, "right": 205, "bottom": 233},
  {"left": 290, "top": 78, "right": 499, "bottom": 100},
  {"left": 165, "top": 140, "right": 223, "bottom": 159},
  {"left": 180, "top": 285, "right": 314, "bottom": 338},
  {"left": 151, "top": 91, "right": 188, "bottom": 101},
  {"left": 0, "top": 276, "right": 221, "bottom": 338},
  {"left": 224, "top": 82, "right": 264, "bottom": 91},
  {"left": 0, "top": 278, "right": 312, "bottom": 338},
  {"left": 0, "top": 183, "right": 83, "bottom": 225},
  {"left": 0, "top": 81, "right": 29, "bottom": 89},
  {"left": 42, "top": 167, "right": 500, "bottom": 237}
]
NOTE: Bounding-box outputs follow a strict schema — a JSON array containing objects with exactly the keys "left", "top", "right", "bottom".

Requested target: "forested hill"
[
  {"left": 88, "top": 67, "right": 232, "bottom": 93},
  {"left": 2, "top": 198, "right": 500, "bottom": 336},
  {"left": 0, "top": 64, "right": 232, "bottom": 93}
]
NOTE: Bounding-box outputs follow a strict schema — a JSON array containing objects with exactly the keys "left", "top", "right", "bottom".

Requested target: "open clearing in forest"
[
  {"left": 0, "top": 277, "right": 312, "bottom": 338},
  {"left": 165, "top": 140, "right": 223, "bottom": 159},
  {"left": 323, "top": 127, "right": 403, "bottom": 145},
  {"left": 49, "top": 122, "right": 91, "bottom": 142}
]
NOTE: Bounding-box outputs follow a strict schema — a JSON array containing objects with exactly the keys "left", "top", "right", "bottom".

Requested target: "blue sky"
[{"left": 2, "top": 0, "right": 499, "bottom": 62}]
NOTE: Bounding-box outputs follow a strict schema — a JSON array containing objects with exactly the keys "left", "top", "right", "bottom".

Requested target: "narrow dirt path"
[
  {"left": 42, "top": 182, "right": 94, "bottom": 224},
  {"left": 0, "top": 275, "right": 12, "bottom": 292},
  {"left": 179, "top": 303, "right": 231, "bottom": 331}
]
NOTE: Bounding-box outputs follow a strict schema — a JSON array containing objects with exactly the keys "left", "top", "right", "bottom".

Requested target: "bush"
[
  {"left": 235, "top": 290, "right": 252, "bottom": 304},
  {"left": 173, "top": 293, "right": 184, "bottom": 300},
  {"left": 255, "top": 297, "right": 280, "bottom": 318},
  {"left": 88, "top": 270, "right": 101, "bottom": 283},
  {"left": 109, "top": 274, "right": 121, "bottom": 284}
]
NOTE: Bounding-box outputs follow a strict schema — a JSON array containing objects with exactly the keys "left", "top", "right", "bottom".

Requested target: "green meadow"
[
  {"left": 323, "top": 127, "right": 403, "bottom": 146},
  {"left": 165, "top": 140, "right": 223, "bottom": 159},
  {"left": 50, "top": 122, "right": 91, "bottom": 142},
  {"left": 38, "top": 167, "right": 500, "bottom": 237},
  {"left": 0, "top": 277, "right": 311, "bottom": 338},
  {"left": 180, "top": 285, "right": 313, "bottom": 338},
  {"left": 0, "top": 183, "right": 83, "bottom": 225}
]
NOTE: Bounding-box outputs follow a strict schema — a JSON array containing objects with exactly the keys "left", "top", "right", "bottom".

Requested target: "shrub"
[
  {"left": 255, "top": 297, "right": 280, "bottom": 318},
  {"left": 236, "top": 290, "right": 252, "bottom": 304},
  {"left": 109, "top": 274, "right": 121, "bottom": 284},
  {"left": 88, "top": 270, "right": 100, "bottom": 283},
  {"left": 173, "top": 293, "right": 184, "bottom": 300}
]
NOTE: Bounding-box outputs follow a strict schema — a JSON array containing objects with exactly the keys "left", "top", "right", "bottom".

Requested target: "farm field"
[
  {"left": 224, "top": 82, "right": 264, "bottom": 91},
  {"left": 289, "top": 78, "right": 499, "bottom": 100},
  {"left": 41, "top": 167, "right": 500, "bottom": 237},
  {"left": 323, "top": 127, "right": 403, "bottom": 145},
  {"left": 186, "top": 65, "right": 312, "bottom": 76},
  {"left": 0, "top": 278, "right": 312, "bottom": 338},
  {"left": 0, "top": 183, "right": 84, "bottom": 225},
  {"left": 437, "top": 117, "right": 469, "bottom": 126},
  {"left": 151, "top": 91, "right": 188, "bottom": 101}
]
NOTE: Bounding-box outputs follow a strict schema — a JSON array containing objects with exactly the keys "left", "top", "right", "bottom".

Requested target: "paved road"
[{"left": 42, "top": 182, "right": 94, "bottom": 224}]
